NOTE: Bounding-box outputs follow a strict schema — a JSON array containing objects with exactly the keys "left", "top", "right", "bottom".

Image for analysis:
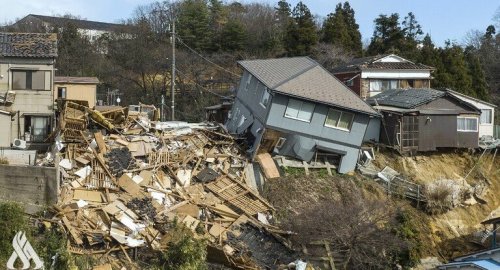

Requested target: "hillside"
[{"left": 263, "top": 149, "right": 500, "bottom": 268}]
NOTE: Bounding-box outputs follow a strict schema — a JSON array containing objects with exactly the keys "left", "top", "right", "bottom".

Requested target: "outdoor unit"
[{"left": 13, "top": 138, "right": 27, "bottom": 149}]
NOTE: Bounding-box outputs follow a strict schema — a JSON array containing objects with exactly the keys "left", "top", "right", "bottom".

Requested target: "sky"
[{"left": 0, "top": 0, "right": 498, "bottom": 47}]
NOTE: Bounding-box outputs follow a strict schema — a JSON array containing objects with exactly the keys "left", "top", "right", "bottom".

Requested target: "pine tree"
[
  {"left": 284, "top": 1, "right": 318, "bottom": 56},
  {"left": 177, "top": 0, "right": 212, "bottom": 51},
  {"left": 321, "top": 4, "right": 350, "bottom": 47},
  {"left": 367, "top": 13, "right": 404, "bottom": 55},
  {"left": 321, "top": 2, "right": 362, "bottom": 56},
  {"left": 220, "top": 19, "right": 247, "bottom": 52},
  {"left": 342, "top": 2, "right": 362, "bottom": 56},
  {"left": 465, "top": 51, "right": 489, "bottom": 100}
]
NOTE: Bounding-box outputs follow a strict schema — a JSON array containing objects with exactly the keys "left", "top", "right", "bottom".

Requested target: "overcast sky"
[{"left": 0, "top": 0, "right": 498, "bottom": 47}]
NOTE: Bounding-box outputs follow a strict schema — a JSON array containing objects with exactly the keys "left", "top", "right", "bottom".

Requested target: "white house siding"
[
  {"left": 449, "top": 93, "right": 495, "bottom": 137},
  {"left": 361, "top": 70, "right": 431, "bottom": 79}
]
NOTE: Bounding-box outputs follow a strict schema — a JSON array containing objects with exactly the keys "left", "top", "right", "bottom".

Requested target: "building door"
[
  {"left": 24, "top": 116, "right": 50, "bottom": 142},
  {"left": 401, "top": 115, "right": 419, "bottom": 151}
]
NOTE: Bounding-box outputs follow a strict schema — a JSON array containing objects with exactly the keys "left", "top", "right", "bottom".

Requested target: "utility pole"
[{"left": 171, "top": 17, "right": 176, "bottom": 121}]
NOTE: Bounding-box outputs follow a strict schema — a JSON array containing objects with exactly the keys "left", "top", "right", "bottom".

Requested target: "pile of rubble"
[{"left": 44, "top": 102, "right": 299, "bottom": 269}]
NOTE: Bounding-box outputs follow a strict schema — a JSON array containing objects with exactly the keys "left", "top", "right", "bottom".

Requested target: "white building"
[{"left": 447, "top": 89, "right": 496, "bottom": 138}]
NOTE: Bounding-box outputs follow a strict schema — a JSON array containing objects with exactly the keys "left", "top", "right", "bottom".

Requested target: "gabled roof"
[
  {"left": 332, "top": 54, "right": 434, "bottom": 73},
  {"left": 367, "top": 88, "right": 445, "bottom": 109},
  {"left": 54, "top": 76, "right": 99, "bottom": 84},
  {"left": 0, "top": 32, "right": 57, "bottom": 58},
  {"left": 24, "top": 14, "right": 122, "bottom": 31},
  {"left": 444, "top": 88, "right": 497, "bottom": 108},
  {"left": 238, "top": 57, "right": 378, "bottom": 116}
]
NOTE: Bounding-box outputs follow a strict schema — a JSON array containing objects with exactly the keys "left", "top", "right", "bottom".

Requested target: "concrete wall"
[
  {"left": 54, "top": 83, "right": 97, "bottom": 107},
  {"left": 0, "top": 165, "right": 57, "bottom": 213}
]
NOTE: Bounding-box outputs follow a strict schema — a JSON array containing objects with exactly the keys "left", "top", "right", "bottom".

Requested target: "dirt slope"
[{"left": 373, "top": 149, "right": 500, "bottom": 259}]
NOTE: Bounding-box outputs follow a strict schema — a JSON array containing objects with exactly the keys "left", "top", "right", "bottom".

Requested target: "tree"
[
  {"left": 367, "top": 13, "right": 404, "bottom": 55},
  {"left": 321, "top": 4, "right": 350, "bottom": 48},
  {"left": 321, "top": 2, "right": 362, "bottom": 56},
  {"left": 177, "top": 0, "right": 212, "bottom": 51},
  {"left": 220, "top": 19, "right": 247, "bottom": 52},
  {"left": 465, "top": 49, "right": 489, "bottom": 100},
  {"left": 402, "top": 12, "right": 423, "bottom": 41},
  {"left": 284, "top": 1, "right": 318, "bottom": 56},
  {"left": 56, "top": 23, "right": 98, "bottom": 76}
]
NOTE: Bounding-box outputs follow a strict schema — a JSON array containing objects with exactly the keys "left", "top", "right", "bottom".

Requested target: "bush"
[
  {"left": 425, "top": 179, "right": 460, "bottom": 214},
  {"left": 0, "top": 202, "right": 29, "bottom": 265},
  {"left": 160, "top": 222, "right": 208, "bottom": 270}
]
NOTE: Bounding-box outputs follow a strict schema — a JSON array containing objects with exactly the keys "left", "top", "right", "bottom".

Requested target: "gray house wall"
[
  {"left": 226, "top": 70, "right": 374, "bottom": 173},
  {"left": 266, "top": 93, "right": 370, "bottom": 173}
]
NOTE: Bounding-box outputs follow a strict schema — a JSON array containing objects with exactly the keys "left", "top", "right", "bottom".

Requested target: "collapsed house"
[
  {"left": 225, "top": 57, "right": 379, "bottom": 174},
  {"left": 45, "top": 101, "right": 299, "bottom": 269},
  {"left": 368, "top": 88, "right": 481, "bottom": 153}
]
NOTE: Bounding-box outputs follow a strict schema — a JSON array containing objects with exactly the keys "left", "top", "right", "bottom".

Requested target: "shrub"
[
  {"left": 160, "top": 223, "right": 208, "bottom": 270},
  {"left": 0, "top": 202, "right": 29, "bottom": 265}
]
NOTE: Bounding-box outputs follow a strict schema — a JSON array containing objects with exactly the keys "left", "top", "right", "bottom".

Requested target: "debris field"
[{"left": 45, "top": 101, "right": 297, "bottom": 269}]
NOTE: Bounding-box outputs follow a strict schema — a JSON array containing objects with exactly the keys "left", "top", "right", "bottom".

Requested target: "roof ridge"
[{"left": 271, "top": 57, "right": 318, "bottom": 89}]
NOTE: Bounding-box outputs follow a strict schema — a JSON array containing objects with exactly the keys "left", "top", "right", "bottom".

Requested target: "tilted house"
[
  {"left": 225, "top": 57, "right": 379, "bottom": 173},
  {"left": 0, "top": 32, "right": 57, "bottom": 148},
  {"left": 332, "top": 54, "right": 435, "bottom": 99},
  {"left": 368, "top": 89, "right": 481, "bottom": 153}
]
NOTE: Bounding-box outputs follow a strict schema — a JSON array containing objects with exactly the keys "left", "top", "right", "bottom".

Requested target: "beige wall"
[
  {"left": 0, "top": 60, "right": 55, "bottom": 145},
  {"left": 54, "top": 83, "right": 97, "bottom": 107}
]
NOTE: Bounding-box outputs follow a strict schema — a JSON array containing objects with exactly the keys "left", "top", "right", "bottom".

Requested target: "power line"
[
  {"left": 176, "top": 37, "right": 241, "bottom": 77},
  {"left": 175, "top": 68, "right": 232, "bottom": 99}
]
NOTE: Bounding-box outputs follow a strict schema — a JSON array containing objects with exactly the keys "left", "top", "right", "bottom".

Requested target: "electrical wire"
[
  {"left": 174, "top": 68, "right": 232, "bottom": 99},
  {"left": 175, "top": 37, "right": 241, "bottom": 77}
]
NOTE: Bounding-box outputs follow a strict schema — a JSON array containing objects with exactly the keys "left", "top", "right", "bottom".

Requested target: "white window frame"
[
  {"left": 324, "top": 108, "right": 355, "bottom": 131},
  {"left": 275, "top": 137, "right": 286, "bottom": 149},
  {"left": 369, "top": 79, "right": 399, "bottom": 92},
  {"left": 284, "top": 98, "right": 315, "bottom": 122},
  {"left": 480, "top": 109, "right": 493, "bottom": 125},
  {"left": 260, "top": 87, "right": 270, "bottom": 108},
  {"left": 457, "top": 116, "right": 478, "bottom": 132}
]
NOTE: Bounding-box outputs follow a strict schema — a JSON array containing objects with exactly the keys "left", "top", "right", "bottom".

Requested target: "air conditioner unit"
[{"left": 13, "top": 138, "right": 27, "bottom": 149}]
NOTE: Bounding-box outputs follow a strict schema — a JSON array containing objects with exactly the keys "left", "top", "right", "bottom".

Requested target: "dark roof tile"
[
  {"left": 367, "top": 88, "right": 446, "bottom": 109},
  {"left": 0, "top": 32, "right": 57, "bottom": 58}
]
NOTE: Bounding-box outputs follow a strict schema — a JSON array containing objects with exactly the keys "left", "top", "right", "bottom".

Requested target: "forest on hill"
[{"left": 2, "top": 0, "right": 499, "bottom": 122}]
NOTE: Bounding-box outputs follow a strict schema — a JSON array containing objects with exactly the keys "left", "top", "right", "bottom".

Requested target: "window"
[
  {"left": 260, "top": 87, "right": 270, "bottom": 107},
  {"left": 457, "top": 116, "right": 478, "bottom": 132},
  {"left": 369, "top": 79, "right": 398, "bottom": 92},
  {"left": 325, "top": 108, "right": 354, "bottom": 131},
  {"left": 57, "top": 87, "right": 67, "bottom": 99},
  {"left": 24, "top": 116, "right": 50, "bottom": 142},
  {"left": 284, "top": 98, "right": 315, "bottom": 122},
  {"left": 480, "top": 109, "right": 492, "bottom": 124},
  {"left": 12, "top": 70, "right": 49, "bottom": 90}
]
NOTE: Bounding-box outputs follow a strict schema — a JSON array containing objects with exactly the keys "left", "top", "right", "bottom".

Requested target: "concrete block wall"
[{"left": 0, "top": 165, "right": 57, "bottom": 213}]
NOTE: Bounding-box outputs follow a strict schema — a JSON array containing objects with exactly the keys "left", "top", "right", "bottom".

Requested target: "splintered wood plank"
[{"left": 256, "top": 153, "right": 280, "bottom": 179}]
